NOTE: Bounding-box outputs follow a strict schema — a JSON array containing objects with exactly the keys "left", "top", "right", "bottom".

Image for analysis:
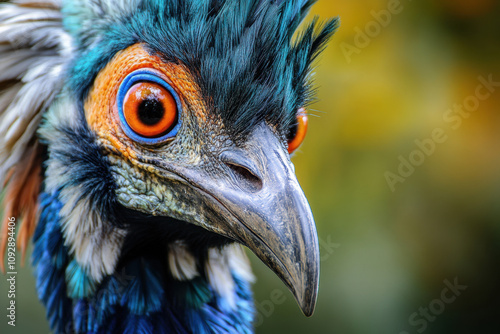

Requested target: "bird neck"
[{"left": 33, "top": 190, "right": 256, "bottom": 333}]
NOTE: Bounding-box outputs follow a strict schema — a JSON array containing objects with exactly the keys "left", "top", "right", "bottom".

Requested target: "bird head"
[{"left": 1, "top": 0, "right": 338, "bottom": 317}]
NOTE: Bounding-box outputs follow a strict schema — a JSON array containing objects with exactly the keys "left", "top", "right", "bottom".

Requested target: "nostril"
[
  {"left": 225, "top": 162, "right": 263, "bottom": 192},
  {"left": 220, "top": 149, "right": 264, "bottom": 192}
]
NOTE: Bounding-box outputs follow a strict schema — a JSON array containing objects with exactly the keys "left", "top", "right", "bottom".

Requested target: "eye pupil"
[{"left": 138, "top": 97, "right": 165, "bottom": 126}]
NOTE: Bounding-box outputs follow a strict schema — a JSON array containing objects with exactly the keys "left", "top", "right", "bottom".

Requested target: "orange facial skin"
[
  {"left": 288, "top": 108, "right": 309, "bottom": 154},
  {"left": 84, "top": 43, "right": 206, "bottom": 160}
]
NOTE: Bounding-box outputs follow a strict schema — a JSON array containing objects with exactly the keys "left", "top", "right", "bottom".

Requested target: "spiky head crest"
[{"left": 66, "top": 0, "right": 339, "bottom": 139}]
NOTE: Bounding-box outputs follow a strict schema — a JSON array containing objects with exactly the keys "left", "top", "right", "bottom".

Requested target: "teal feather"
[{"left": 65, "top": 260, "right": 97, "bottom": 299}]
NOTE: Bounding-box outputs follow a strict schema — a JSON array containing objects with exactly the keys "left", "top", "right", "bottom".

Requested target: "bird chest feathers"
[{"left": 0, "top": 0, "right": 338, "bottom": 333}]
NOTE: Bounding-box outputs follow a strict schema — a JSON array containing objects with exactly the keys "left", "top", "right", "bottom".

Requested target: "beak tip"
[
  {"left": 293, "top": 272, "right": 319, "bottom": 317},
  {"left": 301, "top": 303, "right": 315, "bottom": 317},
  {"left": 298, "top": 289, "right": 318, "bottom": 317}
]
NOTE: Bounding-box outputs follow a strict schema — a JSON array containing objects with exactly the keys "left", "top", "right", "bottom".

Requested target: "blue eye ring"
[{"left": 117, "top": 69, "right": 182, "bottom": 145}]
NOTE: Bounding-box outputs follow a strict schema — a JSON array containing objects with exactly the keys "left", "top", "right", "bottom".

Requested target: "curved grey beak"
[{"left": 177, "top": 123, "right": 320, "bottom": 316}]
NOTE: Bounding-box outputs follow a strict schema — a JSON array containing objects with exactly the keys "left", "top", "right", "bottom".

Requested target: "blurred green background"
[{"left": 2, "top": 0, "right": 500, "bottom": 333}]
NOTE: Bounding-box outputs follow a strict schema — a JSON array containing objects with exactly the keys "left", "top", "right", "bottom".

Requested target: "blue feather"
[
  {"left": 123, "top": 314, "right": 154, "bottom": 334},
  {"left": 72, "top": 299, "right": 88, "bottom": 333},
  {"left": 34, "top": 190, "right": 257, "bottom": 333},
  {"left": 33, "top": 191, "right": 73, "bottom": 333},
  {"left": 120, "top": 258, "right": 165, "bottom": 315},
  {"left": 66, "top": 260, "right": 97, "bottom": 299}
]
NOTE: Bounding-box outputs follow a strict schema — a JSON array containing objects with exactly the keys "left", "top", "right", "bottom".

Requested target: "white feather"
[
  {"left": 0, "top": 0, "right": 71, "bottom": 188},
  {"left": 206, "top": 244, "right": 255, "bottom": 309},
  {"left": 227, "top": 243, "right": 255, "bottom": 283},
  {"left": 58, "top": 187, "right": 126, "bottom": 281},
  {"left": 0, "top": 83, "right": 21, "bottom": 113},
  {"left": 206, "top": 247, "right": 237, "bottom": 309},
  {"left": 168, "top": 241, "right": 199, "bottom": 280}
]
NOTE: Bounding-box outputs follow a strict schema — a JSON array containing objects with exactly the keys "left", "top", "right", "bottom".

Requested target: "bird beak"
[{"left": 176, "top": 123, "right": 319, "bottom": 316}]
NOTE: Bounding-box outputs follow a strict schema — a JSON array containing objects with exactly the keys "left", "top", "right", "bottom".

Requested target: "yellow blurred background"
[
  {"left": 1, "top": 1, "right": 500, "bottom": 333},
  {"left": 250, "top": 0, "right": 500, "bottom": 333}
]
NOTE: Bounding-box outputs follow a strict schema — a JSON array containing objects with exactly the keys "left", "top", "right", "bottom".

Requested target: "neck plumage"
[{"left": 33, "top": 189, "right": 256, "bottom": 334}]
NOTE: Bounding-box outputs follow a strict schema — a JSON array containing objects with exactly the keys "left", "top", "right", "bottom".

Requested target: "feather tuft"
[{"left": 0, "top": 143, "right": 41, "bottom": 272}]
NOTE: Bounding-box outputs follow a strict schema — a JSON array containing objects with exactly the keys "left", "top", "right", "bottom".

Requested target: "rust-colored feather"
[{"left": 0, "top": 142, "right": 41, "bottom": 272}]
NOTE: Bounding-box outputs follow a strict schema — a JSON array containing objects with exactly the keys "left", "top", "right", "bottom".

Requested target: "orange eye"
[
  {"left": 122, "top": 82, "right": 178, "bottom": 139},
  {"left": 287, "top": 108, "right": 308, "bottom": 154}
]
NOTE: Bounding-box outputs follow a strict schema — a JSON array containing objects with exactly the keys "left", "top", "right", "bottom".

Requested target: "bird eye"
[
  {"left": 123, "top": 82, "right": 177, "bottom": 138},
  {"left": 287, "top": 108, "right": 308, "bottom": 154},
  {"left": 117, "top": 70, "right": 181, "bottom": 144}
]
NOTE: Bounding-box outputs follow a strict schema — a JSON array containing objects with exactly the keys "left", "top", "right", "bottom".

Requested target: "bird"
[{"left": 0, "top": 0, "right": 338, "bottom": 333}]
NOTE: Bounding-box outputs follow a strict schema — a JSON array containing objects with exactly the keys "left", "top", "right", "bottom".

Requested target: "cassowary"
[{"left": 0, "top": 0, "right": 338, "bottom": 332}]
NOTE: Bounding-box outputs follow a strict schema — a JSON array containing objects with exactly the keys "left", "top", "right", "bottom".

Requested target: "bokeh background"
[{"left": 2, "top": 0, "right": 500, "bottom": 333}]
